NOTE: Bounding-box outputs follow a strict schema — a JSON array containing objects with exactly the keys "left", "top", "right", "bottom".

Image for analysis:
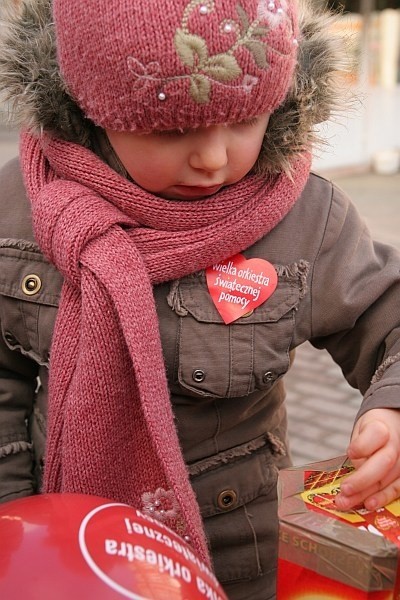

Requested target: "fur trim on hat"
[
  {"left": 0, "top": 0, "right": 91, "bottom": 146},
  {"left": 0, "top": 0, "right": 352, "bottom": 174}
]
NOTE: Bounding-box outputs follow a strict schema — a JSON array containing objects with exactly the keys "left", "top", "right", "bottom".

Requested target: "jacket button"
[
  {"left": 4, "top": 331, "right": 17, "bottom": 346},
  {"left": 263, "top": 371, "right": 274, "bottom": 383},
  {"left": 192, "top": 369, "right": 206, "bottom": 383},
  {"left": 217, "top": 489, "right": 238, "bottom": 510},
  {"left": 22, "top": 274, "right": 42, "bottom": 296},
  {"left": 241, "top": 309, "right": 254, "bottom": 318}
]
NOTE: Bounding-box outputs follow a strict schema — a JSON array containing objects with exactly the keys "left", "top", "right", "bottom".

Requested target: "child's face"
[{"left": 106, "top": 113, "right": 270, "bottom": 200}]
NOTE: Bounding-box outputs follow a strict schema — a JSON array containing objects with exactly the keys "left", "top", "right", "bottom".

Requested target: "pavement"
[{"left": 0, "top": 126, "right": 399, "bottom": 467}]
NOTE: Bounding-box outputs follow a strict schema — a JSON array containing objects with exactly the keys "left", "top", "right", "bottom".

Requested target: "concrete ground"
[{"left": 0, "top": 126, "right": 399, "bottom": 467}]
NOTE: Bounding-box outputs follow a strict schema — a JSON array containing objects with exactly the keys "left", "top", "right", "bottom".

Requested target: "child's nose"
[{"left": 189, "top": 126, "right": 229, "bottom": 172}]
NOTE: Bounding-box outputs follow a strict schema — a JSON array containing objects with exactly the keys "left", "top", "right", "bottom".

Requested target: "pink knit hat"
[{"left": 53, "top": 0, "right": 299, "bottom": 133}]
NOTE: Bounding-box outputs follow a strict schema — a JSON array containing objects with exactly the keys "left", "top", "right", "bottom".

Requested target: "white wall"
[
  {"left": 313, "top": 8, "right": 400, "bottom": 174},
  {"left": 313, "top": 85, "right": 400, "bottom": 173}
]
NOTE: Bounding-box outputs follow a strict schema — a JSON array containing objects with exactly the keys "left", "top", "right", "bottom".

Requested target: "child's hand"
[{"left": 335, "top": 408, "right": 400, "bottom": 512}]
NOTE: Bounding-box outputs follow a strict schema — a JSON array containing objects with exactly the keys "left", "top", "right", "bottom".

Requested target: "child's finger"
[
  {"left": 335, "top": 475, "right": 400, "bottom": 512},
  {"left": 362, "top": 476, "right": 400, "bottom": 511},
  {"left": 335, "top": 462, "right": 400, "bottom": 511},
  {"left": 348, "top": 419, "right": 389, "bottom": 460},
  {"left": 334, "top": 482, "right": 377, "bottom": 511},
  {"left": 340, "top": 446, "right": 398, "bottom": 499}
]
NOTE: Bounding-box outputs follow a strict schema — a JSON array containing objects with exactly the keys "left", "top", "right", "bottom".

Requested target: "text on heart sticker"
[{"left": 206, "top": 254, "right": 278, "bottom": 324}]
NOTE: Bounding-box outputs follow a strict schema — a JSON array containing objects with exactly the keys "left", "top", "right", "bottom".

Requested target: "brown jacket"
[{"left": 1, "top": 157, "right": 400, "bottom": 599}]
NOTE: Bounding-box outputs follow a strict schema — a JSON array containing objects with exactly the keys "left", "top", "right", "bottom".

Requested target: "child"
[{"left": 1, "top": 0, "right": 400, "bottom": 598}]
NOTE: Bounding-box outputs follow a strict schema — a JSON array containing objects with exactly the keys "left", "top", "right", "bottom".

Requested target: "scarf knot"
[{"left": 32, "top": 179, "right": 135, "bottom": 287}]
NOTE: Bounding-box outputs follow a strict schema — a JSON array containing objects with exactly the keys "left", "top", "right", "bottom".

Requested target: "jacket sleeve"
[
  {"left": 0, "top": 330, "right": 38, "bottom": 502},
  {"left": 308, "top": 182, "right": 400, "bottom": 418}
]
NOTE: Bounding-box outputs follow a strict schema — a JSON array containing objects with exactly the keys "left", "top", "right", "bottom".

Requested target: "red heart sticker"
[{"left": 206, "top": 254, "right": 278, "bottom": 324}]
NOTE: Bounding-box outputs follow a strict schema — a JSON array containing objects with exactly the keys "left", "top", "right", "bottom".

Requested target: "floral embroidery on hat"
[
  {"left": 242, "top": 74, "right": 259, "bottom": 92},
  {"left": 175, "top": 0, "right": 291, "bottom": 103},
  {"left": 126, "top": 57, "right": 162, "bottom": 91},
  {"left": 257, "top": 0, "right": 289, "bottom": 26},
  {"left": 127, "top": 0, "right": 294, "bottom": 105}
]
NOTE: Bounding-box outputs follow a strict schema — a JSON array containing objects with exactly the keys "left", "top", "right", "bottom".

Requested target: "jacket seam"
[
  {"left": 0, "top": 284, "right": 61, "bottom": 305},
  {"left": 0, "top": 238, "right": 41, "bottom": 253},
  {"left": 309, "top": 181, "right": 335, "bottom": 339},
  {"left": 0, "top": 252, "right": 50, "bottom": 265},
  {"left": 364, "top": 382, "right": 400, "bottom": 400}
]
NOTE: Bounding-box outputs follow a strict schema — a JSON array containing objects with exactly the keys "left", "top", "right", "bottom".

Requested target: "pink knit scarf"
[{"left": 20, "top": 130, "right": 310, "bottom": 564}]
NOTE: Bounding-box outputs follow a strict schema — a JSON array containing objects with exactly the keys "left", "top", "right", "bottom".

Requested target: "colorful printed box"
[{"left": 277, "top": 456, "right": 400, "bottom": 599}]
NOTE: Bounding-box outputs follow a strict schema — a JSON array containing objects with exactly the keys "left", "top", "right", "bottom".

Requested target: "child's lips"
[{"left": 170, "top": 184, "right": 223, "bottom": 199}]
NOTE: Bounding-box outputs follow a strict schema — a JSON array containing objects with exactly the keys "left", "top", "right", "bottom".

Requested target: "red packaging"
[
  {"left": 0, "top": 493, "right": 228, "bottom": 599},
  {"left": 277, "top": 456, "right": 400, "bottom": 599}
]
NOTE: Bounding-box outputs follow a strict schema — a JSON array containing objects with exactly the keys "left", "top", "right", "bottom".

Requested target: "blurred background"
[
  {"left": 313, "top": 0, "right": 400, "bottom": 175},
  {"left": 0, "top": 0, "right": 399, "bottom": 466}
]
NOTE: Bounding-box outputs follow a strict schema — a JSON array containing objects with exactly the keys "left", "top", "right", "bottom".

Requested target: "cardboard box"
[{"left": 277, "top": 456, "right": 400, "bottom": 599}]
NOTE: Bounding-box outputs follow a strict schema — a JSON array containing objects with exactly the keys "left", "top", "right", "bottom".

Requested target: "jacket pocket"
[
  {"left": 0, "top": 242, "right": 62, "bottom": 365},
  {"left": 169, "top": 264, "right": 306, "bottom": 398},
  {"left": 189, "top": 434, "right": 281, "bottom": 584}
]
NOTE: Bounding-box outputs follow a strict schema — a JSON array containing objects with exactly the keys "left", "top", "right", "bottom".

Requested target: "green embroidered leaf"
[
  {"left": 174, "top": 29, "right": 208, "bottom": 68},
  {"left": 204, "top": 54, "right": 241, "bottom": 81},
  {"left": 253, "top": 26, "right": 269, "bottom": 38},
  {"left": 244, "top": 41, "right": 268, "bottom": 68},
  {"left": 236, "top": 4, "right": 249, "bottom": 33},
  {"left": 190, "top": 75, "right": 212, "bottom": 104}
]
